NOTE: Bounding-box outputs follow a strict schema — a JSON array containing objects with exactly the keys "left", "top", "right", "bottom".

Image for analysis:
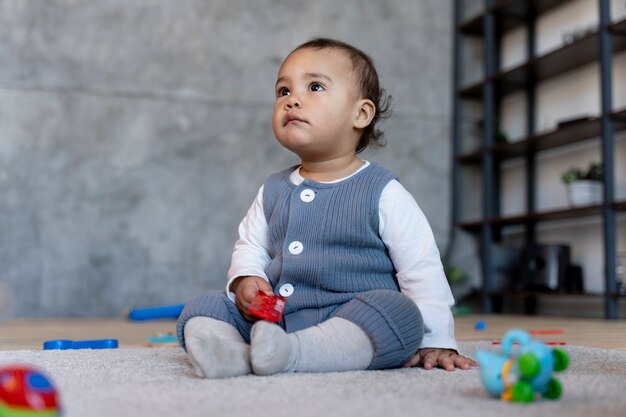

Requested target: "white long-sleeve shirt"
[{"left": 226, "top": 162, "right": 458, "bottom": 351}]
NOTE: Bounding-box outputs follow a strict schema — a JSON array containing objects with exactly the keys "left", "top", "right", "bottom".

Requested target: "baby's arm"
[
  {"left": 225, "top": 186, "right": 276, "bottom": 322},
  {"left": 226, "top": 186, "right": 272, "bottom": 300},
  {"left": 379, "top": 180, "right": 475, "bottom": 370}
]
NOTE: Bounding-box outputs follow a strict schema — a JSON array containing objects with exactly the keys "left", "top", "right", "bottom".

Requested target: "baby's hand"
[
  {"left": 231, "top": 276, "right": 273, "bottom": 322},
  {"left": 402, "top": 348, "right": 477, "bottom": 371}
]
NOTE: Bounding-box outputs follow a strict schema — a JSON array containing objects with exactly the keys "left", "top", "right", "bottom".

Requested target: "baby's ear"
[{"left": 353, "top": 99, "right": 376, "bottom": 129}]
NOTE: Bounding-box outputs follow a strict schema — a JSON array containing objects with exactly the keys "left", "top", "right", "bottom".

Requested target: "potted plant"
[
  {"left": 560, "top": 162, "right": 603, "bottom": 207},
  {"left": 443, "top": 262, "right": 469, "bottom": 286},
  {"left": 476, "top": 120, "right": 509, "bottom": 144}
]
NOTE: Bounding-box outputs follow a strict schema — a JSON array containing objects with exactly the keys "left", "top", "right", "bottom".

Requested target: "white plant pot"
[{"left": 566, "top": 180, "right": 602, "bottom": 207}]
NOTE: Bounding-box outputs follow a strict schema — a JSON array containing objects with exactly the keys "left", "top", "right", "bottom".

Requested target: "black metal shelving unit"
[{"left": 452, "top": 0, "right": 625, "bottom": 319}]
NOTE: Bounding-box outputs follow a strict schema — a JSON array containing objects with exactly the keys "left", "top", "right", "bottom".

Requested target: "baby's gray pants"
[{"left": 176, "top": 289, "right": 424, "bottom": 370}]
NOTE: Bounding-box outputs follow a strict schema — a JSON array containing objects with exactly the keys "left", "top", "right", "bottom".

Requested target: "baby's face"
[{"left": 272, "top": 47, "right": 363, "bottom": 161}]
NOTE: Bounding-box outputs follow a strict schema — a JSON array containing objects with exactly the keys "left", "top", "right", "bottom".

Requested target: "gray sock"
[
  {"left": 250, "top": 317, "right": 374, "bottom": 375},
  {"left": 184, "top": 316, "right": 251, "bottom": 378}
]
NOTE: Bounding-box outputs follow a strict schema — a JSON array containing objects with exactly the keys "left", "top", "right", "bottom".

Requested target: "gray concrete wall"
[{"left": 0, "top": 0, "right": 455, "bottom": 317}]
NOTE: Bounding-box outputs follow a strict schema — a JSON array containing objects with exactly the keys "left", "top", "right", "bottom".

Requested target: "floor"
[{"left": 1, "top": 314, "right": 625, "bottom": 351}]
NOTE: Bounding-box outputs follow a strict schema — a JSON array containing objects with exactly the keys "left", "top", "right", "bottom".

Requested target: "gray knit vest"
[{"left": 262, "top": 163, "right": 400, "bottom": 329}]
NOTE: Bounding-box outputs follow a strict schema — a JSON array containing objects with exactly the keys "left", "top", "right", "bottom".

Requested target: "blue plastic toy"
[
  {"left": 474, "top": 320, "right": 486, "bottom": 331},
  {"left": 127, "top": 304, "right": 185, "bottom": 321},
  {"left": 476, "top": 329, "right": 569, "bottom": 402},
  {"left": 43, "top": 339, "right": 119, "bottom": 350}
]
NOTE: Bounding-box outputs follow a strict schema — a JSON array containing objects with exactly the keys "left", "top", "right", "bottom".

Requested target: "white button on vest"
[
  {"left": 300, "top": 189, "right": 315, "bottom": 203},
  {"left": 288, "top": 241, "right": 303, "bottom": 255},
  {"left": 279, "top": 283, "right": 294, "bottom": 297}
]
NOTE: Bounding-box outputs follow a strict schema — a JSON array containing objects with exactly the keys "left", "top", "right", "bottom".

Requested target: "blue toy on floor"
[
  {"left": 43, "top": 339, "right": 118, "bottom": 350},
  {"left": 476, "top": 328, "right": 569, "bottom": 402},
  {"left": 127, "top": 304, "right": 185, "bottom": 321}
]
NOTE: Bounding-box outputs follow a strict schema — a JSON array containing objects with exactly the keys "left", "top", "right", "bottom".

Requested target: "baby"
[{"left": 176, "top": 37, "right": 476, "bottom": 378}]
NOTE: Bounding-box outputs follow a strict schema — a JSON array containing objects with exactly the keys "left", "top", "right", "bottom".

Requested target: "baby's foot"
[{"left": 250, "top": 321, "right": 298, "bottom": 375}]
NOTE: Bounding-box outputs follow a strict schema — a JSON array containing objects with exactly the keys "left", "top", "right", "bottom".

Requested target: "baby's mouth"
[{"left": 284, "top": 114, "right": 307, "bottom": 126}]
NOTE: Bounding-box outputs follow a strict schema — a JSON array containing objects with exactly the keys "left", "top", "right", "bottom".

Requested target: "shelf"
[
  {"left": 459, "top": 14, "right": 483, "bottom": 35},
  {"left": 459, "top": 199, "right": 626, "bottom": 232},
  {"left": 488, "top": 290, "right": 599, "bottom": 298},
  {"left": 615, "top": 201, "right": 626, "bottom": 211},
  {"left": 460, "top": 0, "right": 569, "bottom": 35},
  {"left": 610, "top": 17, "right": 626, "bottom": 36},
  {"left": 492, "top": 0, "right": 569, "bottom": 31},
  {"left": 486, "top": 290, "right": 626, "bottom": 299},
  {"left": 458, "top": 150, "right": 481, "bottom": 164},
  {"left": 459, "top": 18, "right": 626, "bottom": 99},
  {"left": 614, "top": 108, "right": 626, "bottom": 122},
  {"left": 457, "top": 107, "right": 626, "bottom": 164},
  {"left": 453, "top": 1, "right": 622, "bottom": 319}
]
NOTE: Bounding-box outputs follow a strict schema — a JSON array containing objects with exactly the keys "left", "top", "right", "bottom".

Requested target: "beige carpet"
[{"left": 1, "top": 342, "right": 625, "bottom": 417}]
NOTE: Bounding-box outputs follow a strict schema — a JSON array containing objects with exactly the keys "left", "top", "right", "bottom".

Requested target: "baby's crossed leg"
[
  {"left": 251, "top": 289, "right": 424, "bottom": 374},
  {"left": 179, "top": 289, "right": 423, "bottom": 378}
]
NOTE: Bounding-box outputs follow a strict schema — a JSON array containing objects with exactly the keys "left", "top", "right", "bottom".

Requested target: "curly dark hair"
[{"left": 291, "top": 38, "right": 392, "bottom": 153}]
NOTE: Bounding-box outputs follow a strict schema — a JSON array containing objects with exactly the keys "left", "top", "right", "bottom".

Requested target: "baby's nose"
[{"left": 286, "top": 96, "right": 301, "bottom": 108}]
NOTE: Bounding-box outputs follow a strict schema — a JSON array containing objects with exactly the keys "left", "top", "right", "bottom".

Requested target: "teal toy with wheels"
[{"left": 477, "top": 329, "right": 569, "bottom": 402}]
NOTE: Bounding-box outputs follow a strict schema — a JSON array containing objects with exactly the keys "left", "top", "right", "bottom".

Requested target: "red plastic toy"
[
  {"left": 248, "top": 292, "right": 286, "bottom": 322},
  {"left": 0, "top": 365, "right": 60, "bottom": 416}
]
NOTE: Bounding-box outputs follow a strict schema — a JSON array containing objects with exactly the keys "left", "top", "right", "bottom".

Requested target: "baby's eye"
[
  {"left": 277, "top": 87, "right": 290, "bottom": 97},
  {"left": 310, "top": 83, "right": 324, "bottom": 92}
]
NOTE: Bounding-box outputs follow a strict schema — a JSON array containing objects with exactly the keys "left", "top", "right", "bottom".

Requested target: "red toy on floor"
[{"left": 0, "top": 365, "right": 60, "bottom": 416}]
